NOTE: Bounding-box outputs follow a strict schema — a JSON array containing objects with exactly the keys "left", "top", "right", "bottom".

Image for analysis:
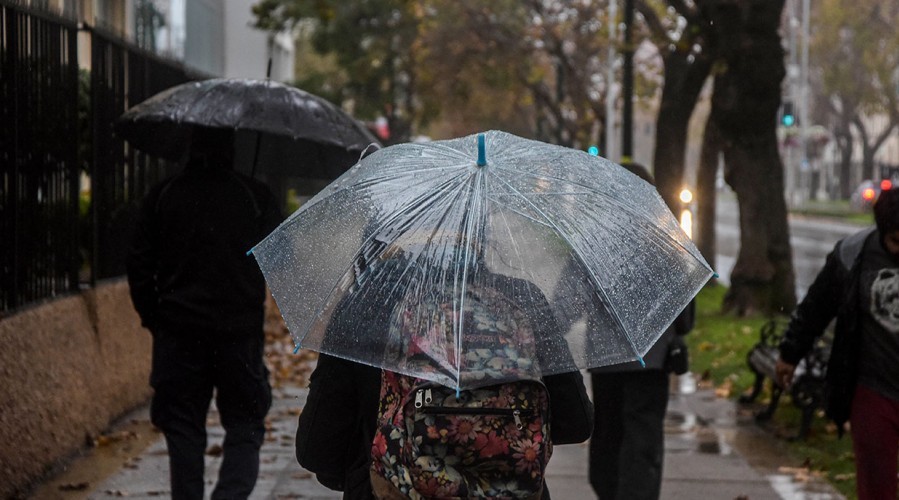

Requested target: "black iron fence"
[
  {"left": 1, "top": 2, "right": 205, "bottom": 313},
  {"left": 1, "top": 4, "right": 80, "bottom": 313},
  {"left": 89, "top": 26, "right": 205, "bottom": 280}
]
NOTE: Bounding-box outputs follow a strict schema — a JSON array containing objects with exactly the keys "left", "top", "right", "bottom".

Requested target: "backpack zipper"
[{"left": 414, "top": 389, "right": 533, "bottom": 430}]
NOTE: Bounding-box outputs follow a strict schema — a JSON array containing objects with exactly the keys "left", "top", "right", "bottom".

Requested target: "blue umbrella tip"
[
  {"left": 293, "top": 344, "right": 301, "bottom": 354},
  {"left": 713, "top": 272, "right": 720, "bottom": 279},
  {"left": 476, "top": 133, "right": 487, "bottom": 166},
  {"left": 637, "top": 356, "right": 646, "bottom": 368}
]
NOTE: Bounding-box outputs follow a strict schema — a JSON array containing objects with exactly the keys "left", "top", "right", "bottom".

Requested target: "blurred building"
[{"left": 27, "top": 0, "right": 294, "bottom": 81}]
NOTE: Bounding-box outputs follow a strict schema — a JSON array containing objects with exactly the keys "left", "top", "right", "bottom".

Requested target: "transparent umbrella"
[{"left": 250, "top": 130, "right": 714, "bottom": 390}]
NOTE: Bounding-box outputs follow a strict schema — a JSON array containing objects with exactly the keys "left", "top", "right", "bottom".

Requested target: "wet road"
[{"left": 714, "top": 193, "right": 863, "bottom": 298}]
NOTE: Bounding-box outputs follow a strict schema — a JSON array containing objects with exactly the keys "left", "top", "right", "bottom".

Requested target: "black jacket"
[
  {"left": 126, "top": 165, "right": 282, "bottom": 333},
  {"left": 296, "top": 355, "right": 592, "bottom": 500},
  {"left": 779, "top": 227, "right": 874, "bottom": 431}
]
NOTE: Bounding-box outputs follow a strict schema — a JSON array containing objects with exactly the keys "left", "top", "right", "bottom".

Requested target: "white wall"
[
  {"left": 223, "top": 0, "right": 294, "bottom": 82},
  {"left": 185, "top": 0, "right": 225, "bottom": 76}
]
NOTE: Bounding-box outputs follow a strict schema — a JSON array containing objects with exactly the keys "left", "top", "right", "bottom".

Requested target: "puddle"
[
  {"left": 667, "top": 373, "right": 845, "bottom": 499},
  {"left": 768, "top": 474, "right": 841, "bottom": 499}
]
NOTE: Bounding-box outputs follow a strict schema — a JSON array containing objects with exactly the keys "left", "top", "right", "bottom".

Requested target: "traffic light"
[{"left": 781, "top": 101, "right": 796, "bottom": 127}]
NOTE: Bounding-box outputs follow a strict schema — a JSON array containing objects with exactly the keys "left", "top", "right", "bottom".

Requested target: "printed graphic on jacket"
[
  {"left": 371, "top": 283, "right": 552, "bottom": 498},
  {"left": 871, "top": 268, "right": 899, "bottom": 333}
]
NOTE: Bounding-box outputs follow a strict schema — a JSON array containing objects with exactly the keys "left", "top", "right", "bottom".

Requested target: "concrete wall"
[{"left": 0, "top": 279, "right": 152, "bottom": 498}]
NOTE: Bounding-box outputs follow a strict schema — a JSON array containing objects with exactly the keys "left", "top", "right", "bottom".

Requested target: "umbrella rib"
[
  {"left": 487, "top": 170, "right": 646, "bottom": 364},
  {"left": 484, "top": 194, "right": 556, "bottom": 229},
  {"left": 257, "top": 165, "right": 466, "bottom": 247},
  {"left": 491, "top": 165, "right": 658, "bottom": 220},
  {"left": 454, "top": 167, "right": 489, "bottom": 390},
  {"left": 491, "top": 163, "right": 626, "bottom": 196},
  {"left": 492, "top": 165, "right": 709, "bottom": 266},
  {"left": 568, "top": 191, "right": 710, "bottom": 267},
  {"left": 288, "top": 171, "right": 473, "bottom": 351}
]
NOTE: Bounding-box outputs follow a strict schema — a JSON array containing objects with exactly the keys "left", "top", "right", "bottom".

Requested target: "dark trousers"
[
  {"left": 589, "top": 370, "right": 669, "bottom": 500},
  {"left": 850, "top": 384, "right": 899, "bottom": 500},
  {"left": 150, "top": 327, "right": 272, "bottom": 500}
]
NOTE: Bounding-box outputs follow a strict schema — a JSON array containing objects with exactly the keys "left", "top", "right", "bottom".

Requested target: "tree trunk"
[
  {"left": 863, "top": 144, "right": 877, "bottom": 182},
  {"left": 835, "top": 126, "right": 854, "bottom": 199},
  {"left": 696, "top": 103, "right": 721, "bottom": 273},
  {"left": 712, "top": 0, "right": 796, "bottom": 315},
  {"left": 652, "top": 54, "right": 712, "bottom": 211}
]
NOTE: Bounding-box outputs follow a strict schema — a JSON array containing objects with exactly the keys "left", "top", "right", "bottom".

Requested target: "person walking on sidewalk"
[
  {"left": 587, "top": 162, "right": 694, "bottom": 500},
  {"left": 126, "top": 127, "right": 282, "bottom": 499},
  {"left": 295, "top": 231, "right": 593, "bottom": 499},
  {"left": 776, "top": 187, "right": 899, "bottom": 500}
]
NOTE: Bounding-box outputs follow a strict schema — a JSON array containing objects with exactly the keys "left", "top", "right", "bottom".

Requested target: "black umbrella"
[{"left": 115, "top": 78, "right": 380, "bottom": 177}]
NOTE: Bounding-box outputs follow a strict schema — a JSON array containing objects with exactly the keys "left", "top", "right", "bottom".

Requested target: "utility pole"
[
  {"left": 800, "top": 0, "right": 811, "bottom": 199},
  {"left": 621, "top": 0, "right": 634, "bottom": 162},
  {"left": 784, "top": 0, "right": 800, "bottom": 207},
  {"left": 605, "top": 0, "right": 618, "bottom": 162}
]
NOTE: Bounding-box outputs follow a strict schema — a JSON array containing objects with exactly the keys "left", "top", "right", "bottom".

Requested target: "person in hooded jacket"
[
  {"left": 776, "top": 187, "right": 899, "bottom": 500},
  {"left": 294, "top": 230, "right": 594, "bottom": 499},
  {"left": 126, "top": 127, "right": 282, "bottom": 499}
]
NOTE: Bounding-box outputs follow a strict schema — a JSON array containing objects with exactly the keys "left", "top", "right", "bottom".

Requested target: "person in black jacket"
[
  {"left": 126, "top": 127, "right": 282, "bottom": 500},
  {"left": 587, "top": 162, "right": 694, "bottom": 500},
  {"left": 295, "top": 229, "right": 593, "bottom": 499},
  {"left": 776, "top": 187, "right": 899, "bottom": 500}
]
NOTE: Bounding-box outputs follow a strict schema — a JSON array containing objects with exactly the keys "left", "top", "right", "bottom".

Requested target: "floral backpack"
[{"left": 370, "top": 282, "right": 552, "bottom": 499}]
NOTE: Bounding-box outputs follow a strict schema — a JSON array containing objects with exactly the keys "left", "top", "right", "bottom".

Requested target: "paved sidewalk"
[{"left": 30, "top": 369, "right": 845, "bottom": 500}]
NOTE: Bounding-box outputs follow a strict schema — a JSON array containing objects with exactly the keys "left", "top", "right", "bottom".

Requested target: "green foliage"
[
  {"left": 251, "top": 1, "right": 627, "bottom": 145},
  {"left": 689, "top": 284, "right": 770, "bottom": 393},
  {"left": 253, "top": 0, "right": 437, "bottom": 142},
  {"left": 792, "top": 199, "right": 875, "bottom": 225},
  {"left": 790, "top": 429, "right": 858, "bottom": 499}
]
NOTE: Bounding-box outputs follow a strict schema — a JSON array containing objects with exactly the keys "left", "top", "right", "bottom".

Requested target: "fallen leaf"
[
  {"left": 59, "top": 482, "right": 90, "bottom": 491},
  {"left": 94, "top": 431, "right": 138, "bottom": 447},
  {"left": 715, "top": 379, "right": 733, "bottom": 398}
]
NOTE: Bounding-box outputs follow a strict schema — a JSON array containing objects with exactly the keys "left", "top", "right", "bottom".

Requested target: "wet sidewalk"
[{"left": 30, "top": 337, "right": 845, "bottom": 500}]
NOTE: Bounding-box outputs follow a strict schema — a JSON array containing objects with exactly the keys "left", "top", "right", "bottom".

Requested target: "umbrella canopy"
[
  {"left": 114, "top": 78, "right": 379, "bottom": 175},
  {"left": 250, "top": 131, "right": 714, "bottom": 390}
]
